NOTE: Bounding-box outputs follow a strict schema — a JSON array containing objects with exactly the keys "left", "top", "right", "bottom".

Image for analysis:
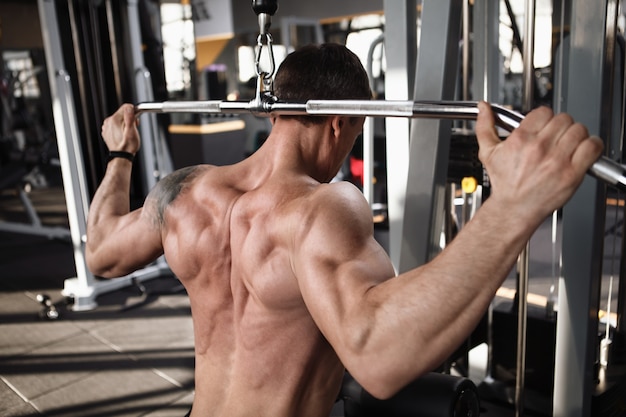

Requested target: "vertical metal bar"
[
  {"left": 105, "top": 0, "right": 123, "bottom": 103},
  {"left": 553, "top": 0, "right": 609, "bottom": 415},
  {"left": 472, "top": 0, "right": 502, "bottom": 104},
  {"left": 126, "top": 0, "right": 162, "bottom": 192},
  {"left": 619, "top": 210, "right": 626, "bottom": 334},
  {"left": 362, "top": 119, "right": 374, "bottom": 206},
  {"left": 462, "top": 0, "right": 470, "bottom": 104},
  {"left": 600, "top": 0, "right": 619, "bottom": 145},
  {"left": 548, "top": 0, "right": 568, "bottom": 321},
  {"left": 38, "top": 0, "right": 99, "bottom": 311},
  {"left": 399, "top": 0, "right": 463, "bottom": 271},
  {"left": 383, "top": 0, "right": 417, "bottom": 271},
  {"left": 615, "top": 3, "right": 626, "bottom": 338},
  {"left": 552, "top": 0, "right": 568, "bottom": 115},
  {"left": 67, "top": 0, "right": 99, "bottom": 188},
  {"left": 124, "top": 0, "right": 172, "bottom": 278},
  {"left": 125, "top": 0, "right": 174, "bottom": 190},
  {"left": 363, "top": 35, "right": 384, "bottom": 208},
  {"left": 514, "top": 1, "right": 536, "bottom": 415},
  {"left": 599, "top": 0, "right": 620, "bottom": 370},
  {"left": 471, "top": 0, "right": 501, "bottom": 386},
  {"left": 522, "top": 0, "right": 536, "bottom": 112},
  {"left": 515, "top": 245, "right": 529, "bottom": 417}
]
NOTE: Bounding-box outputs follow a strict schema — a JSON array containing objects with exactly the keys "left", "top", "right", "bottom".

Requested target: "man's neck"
[{"left": 255, "top": 120, "right": 339, "bottom": 183}]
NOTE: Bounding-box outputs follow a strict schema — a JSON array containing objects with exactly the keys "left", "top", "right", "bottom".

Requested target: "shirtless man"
[{"left": 85, "top": 43, "right": 603, "bottom": 417}]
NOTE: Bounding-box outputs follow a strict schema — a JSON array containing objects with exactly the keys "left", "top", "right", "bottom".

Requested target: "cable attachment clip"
[
  {"left": 251, "top": 0, "right": 278, "bottom": 111},
  {"left": 255, "top": 32, "right": 276, "bottom": 94}
]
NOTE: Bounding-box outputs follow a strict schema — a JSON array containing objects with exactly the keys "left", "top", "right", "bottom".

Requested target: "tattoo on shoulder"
[{"left": 147, "top": 165, "right": 203, "bottom": 226}]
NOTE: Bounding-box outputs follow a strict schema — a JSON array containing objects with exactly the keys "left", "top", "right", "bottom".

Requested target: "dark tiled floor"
[
  {"left": 0, "top": 233, "right": 195, "bottom": 417},
  {"left": 0, "top": 185, "right": 196, "bottom": 416}
]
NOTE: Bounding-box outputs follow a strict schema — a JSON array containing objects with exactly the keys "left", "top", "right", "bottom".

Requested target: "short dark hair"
[{"left": 273, "top": 43, "right": 372, "bottom": 125}]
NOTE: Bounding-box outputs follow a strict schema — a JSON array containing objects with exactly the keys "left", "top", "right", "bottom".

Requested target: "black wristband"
[{"left": 108, "top": 151, "right": 135, "bottom": 163}]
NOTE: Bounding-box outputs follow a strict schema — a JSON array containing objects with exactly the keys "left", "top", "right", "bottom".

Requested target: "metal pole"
[
  {"left": 514, "top": 1, "right": 536, "bottom": 415},
  {"left": 363, "top": 34, "right": 385, "bottom": 207},
  {"left": 383, "top": 0, "right": 417, "bottom": 272},
  {"left": 462, "top": 0, "right": 470, "bottom": 104},
  {"left": 38, "top": 0, "right": 98, "bottom": 311},
  {"left": 554, "top": 1, "right": 609, "bottom": 414},
  {"left": 522, "top": 0, "right": 536, "bottom": 111}
]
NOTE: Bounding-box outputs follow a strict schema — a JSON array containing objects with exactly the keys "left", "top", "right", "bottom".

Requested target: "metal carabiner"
[{"left": 255, "top": 33, "right": 276, "bottom": 80}]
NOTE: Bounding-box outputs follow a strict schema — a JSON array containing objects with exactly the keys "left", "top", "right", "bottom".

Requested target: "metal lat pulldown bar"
[{"left": 134, "top": 98, "right": 626, "bottom": 190}]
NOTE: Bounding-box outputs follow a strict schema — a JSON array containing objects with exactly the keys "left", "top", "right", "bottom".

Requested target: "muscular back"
[{"left": 144, "top": 163, "right": 346, "bottom": 417}]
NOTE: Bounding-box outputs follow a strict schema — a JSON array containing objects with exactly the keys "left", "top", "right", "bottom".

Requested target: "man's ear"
[{"left": 330, "top": 116, "right": 345, "bottom": 138}]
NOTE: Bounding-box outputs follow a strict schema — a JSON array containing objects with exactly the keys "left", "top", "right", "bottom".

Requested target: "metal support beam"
[
  {"left": 126, "top": 0, "right": 173, "bottom": 191},
  {"left": 553, "top": 1, "right": 611, "bottom": 415},
  {"left": 399, "top": 0, "right": 463, "bottom": 272},
  {"left": 464, "top": 0, "right": 501, "bottom": 110},
  {"left": 383, "top": 0, "right": 417, "bottom": 271},
  {"left": 39, "top": 0, "right": 99, "bottom": 311}
]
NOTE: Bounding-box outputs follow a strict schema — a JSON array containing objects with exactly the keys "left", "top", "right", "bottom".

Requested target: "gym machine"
[
  {"left": 38, "top": 0, "right": 173, "bottom": 311},
  {"left": 134, "top": 1, "right": 626, "bottom": 417},
  {"left": 39, "top": 0, "right": 626, "bottom": 414}
]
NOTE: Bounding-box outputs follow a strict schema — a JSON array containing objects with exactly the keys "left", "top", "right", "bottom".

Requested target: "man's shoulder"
[
  {"left": 309, "top": 180, "right": 362, "bottom": 197},
  {"left": 309, "top": 181, "right": 369, "bottom": 211},
  {"left": 292, "top": 181, "right": 371, "bottom": 233}
]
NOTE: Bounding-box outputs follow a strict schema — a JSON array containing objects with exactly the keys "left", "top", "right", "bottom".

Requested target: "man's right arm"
[
  {"left": 292, "top": 103, "right": 604, "bottom": 399},
  {"left": 86, "top": 104, "right": 164, "bottom": 278}
]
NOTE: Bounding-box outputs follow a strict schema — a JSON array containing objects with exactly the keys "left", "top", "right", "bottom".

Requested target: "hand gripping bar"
[{"left": 135, "top": 99, "right": 626, "bottom": 190}]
